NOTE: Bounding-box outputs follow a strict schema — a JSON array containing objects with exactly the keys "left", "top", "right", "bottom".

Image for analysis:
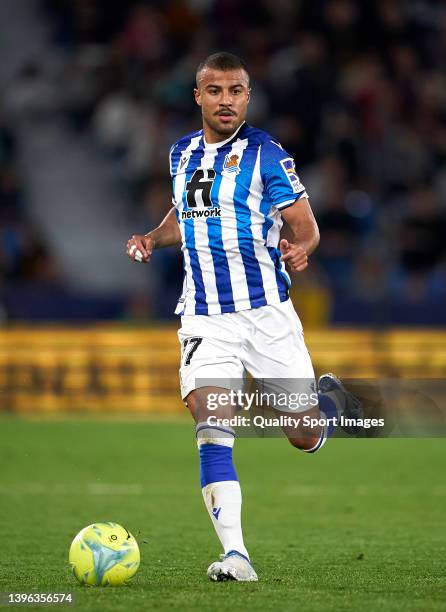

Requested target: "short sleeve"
[
  {"left": 169, "top": 144, "right": 176, "bottom": 178},
  {"left": 260, "top": 139, "right": 308, "bottom": 210}
]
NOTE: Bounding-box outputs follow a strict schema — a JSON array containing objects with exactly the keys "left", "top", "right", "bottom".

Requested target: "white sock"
[
  {"left": 202, "top": 480, "right": 249, "bottom": 559},
  {"left": 196, "top": 421, "right": 250, "bottom": 560}
]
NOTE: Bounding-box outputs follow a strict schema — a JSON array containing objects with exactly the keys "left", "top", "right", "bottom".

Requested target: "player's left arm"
[{"left": 279, "top": 198, "right": 320, "bottom": 272}]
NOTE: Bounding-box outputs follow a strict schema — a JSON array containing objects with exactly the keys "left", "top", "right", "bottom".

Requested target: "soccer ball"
[{"left": 69, "top": 522, "right": 140, "bottom": 586}]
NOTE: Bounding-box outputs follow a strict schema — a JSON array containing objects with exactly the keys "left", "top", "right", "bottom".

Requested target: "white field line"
[
  {"left": 0, "top": 483, "right": 445, "bottom": 496},
  {"left": 87, "top": 483, "right": 143, "bottom": 495},
  {"left": 249, "top": 484, "right": 446, "bottom": 497},
  {"left": 0, "top": 483, "right": 143, "bottom": 495}
]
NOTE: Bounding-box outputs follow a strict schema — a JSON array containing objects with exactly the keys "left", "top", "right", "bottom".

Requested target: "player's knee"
[{"left": 287, "top": 435, "right": 321, "bottom": 451}]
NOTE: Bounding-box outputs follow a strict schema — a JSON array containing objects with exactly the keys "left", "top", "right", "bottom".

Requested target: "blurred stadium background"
[{"left": 0, "top": 0, "right": 445, "bottom": 414}]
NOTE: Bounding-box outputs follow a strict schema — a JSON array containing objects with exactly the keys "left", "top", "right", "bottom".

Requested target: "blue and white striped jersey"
[{"left": 169, "top": 122, "right": 308, "bottom": 316}]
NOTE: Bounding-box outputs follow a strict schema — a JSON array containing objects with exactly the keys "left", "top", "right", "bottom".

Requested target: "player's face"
[{"left": 194, "top": 68, "right": 250, "bottom": 143}]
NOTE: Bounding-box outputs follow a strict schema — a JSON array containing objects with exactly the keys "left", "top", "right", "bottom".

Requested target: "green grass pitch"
[{"left": 0, "top": 417, "right": 445, "bottom": 611}]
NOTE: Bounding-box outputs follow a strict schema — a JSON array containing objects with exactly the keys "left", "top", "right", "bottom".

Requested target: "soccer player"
[{"left": 126, "top": 52, "right": 360, "bottom": 582}]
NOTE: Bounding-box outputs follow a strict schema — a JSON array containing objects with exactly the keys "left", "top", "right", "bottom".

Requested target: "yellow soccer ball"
[{"left": 69, "top": 522, "right": 140, "bottom": 586}]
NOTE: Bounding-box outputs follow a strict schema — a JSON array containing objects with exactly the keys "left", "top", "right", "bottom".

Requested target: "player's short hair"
[{"left": 196, "top": 52, "right": 249, "bottom": 86}]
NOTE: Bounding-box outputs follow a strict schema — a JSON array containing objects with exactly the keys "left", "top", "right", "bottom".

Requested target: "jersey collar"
[{"left": 203, "top": 121, "right": 246, "bottom": 149}]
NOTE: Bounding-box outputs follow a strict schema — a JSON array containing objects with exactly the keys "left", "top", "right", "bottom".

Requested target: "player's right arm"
[{"left": 126, "top": 207, "right": 182, "bottom": 263}]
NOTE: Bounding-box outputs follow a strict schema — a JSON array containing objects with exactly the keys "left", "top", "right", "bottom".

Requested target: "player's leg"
[
  {"left": 239, "top": 299, "right": 339, "bottom": 452},
  {"left": 186, "top": 387, "right": 248, "bottom": 559},
  {"left": 281, "top": 376, "right": 365, "bottom": 449},
  {"left": 185, "top": 387, "right": 257, "bottom": 581},
  {"left": 279, "top": 404, "right": 329, "bottom": 451},
  {"left": 318, "top": 373, "right": 364, "bottom": 434},
  {"left": 178, "top": 315, "right": 257, "bottom": 581}
]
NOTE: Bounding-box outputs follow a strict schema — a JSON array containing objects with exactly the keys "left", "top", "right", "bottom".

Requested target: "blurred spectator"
[
  {"left": 4, "top": 0, "right": 445, "bottom": 324},
  {"left": 0, "top": 108, "right": 62, "bottom": 322},
  {"left": 399, "top": 186, "right": 446, "bottom": 275}
]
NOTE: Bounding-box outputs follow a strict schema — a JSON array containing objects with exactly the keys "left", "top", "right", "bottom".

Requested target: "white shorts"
[{"left": 177, "top": 299, "right": 316, "bottom": 413}]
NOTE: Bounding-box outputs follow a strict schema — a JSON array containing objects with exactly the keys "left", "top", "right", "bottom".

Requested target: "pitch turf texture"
[{"left": 0, "top": 418, "right": 444, "bottom": 612}]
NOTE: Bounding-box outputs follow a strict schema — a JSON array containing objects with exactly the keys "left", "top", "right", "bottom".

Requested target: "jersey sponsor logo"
[
  {"left": 223, "top": 153, "right": 241, "bottom": 174},
  {"left": 183, "top": 169, "right": 221, "bottom": 219},
  {"left": 280, "top": 158, "right": 304, "bottom": 193},
  {"left": 185, "top": 169, "right": 216, "bottom": 208},
  {"left": 179, "top": 153, "right": 191, "bottom": 170},
  {"left": 180, "top": 208, "right": 221, "bottom": 219}
]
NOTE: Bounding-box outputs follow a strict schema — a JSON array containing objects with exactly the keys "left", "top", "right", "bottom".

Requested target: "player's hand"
[
  {"left": 279, "top": 239, "right": 308, "bottom": 272},
  {"left": 126, "top": 234, "right": 155, "bottom": 263}
]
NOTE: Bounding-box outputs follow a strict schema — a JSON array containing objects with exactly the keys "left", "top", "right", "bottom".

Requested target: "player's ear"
[
  {"left": 194, "top": 88, "right": 201, "bottom": 107},
  {"left": 247, "top": 87, "right": 251, "bottom": 102}
]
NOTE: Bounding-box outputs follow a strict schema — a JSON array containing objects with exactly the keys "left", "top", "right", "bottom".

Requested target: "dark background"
[{"left": 1, "top": 0, "right": 445, "bottom": 325}]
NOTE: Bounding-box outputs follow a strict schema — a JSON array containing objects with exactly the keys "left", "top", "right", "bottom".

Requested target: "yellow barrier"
[{"left": 0, "top": 327, "right": 445, "bottom": 413}]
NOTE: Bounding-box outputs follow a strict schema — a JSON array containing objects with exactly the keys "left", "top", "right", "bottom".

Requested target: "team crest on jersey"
[
  {"left": 280, "top": 158, "right": 304, "bottom": 193},
  {"left": 223, "top": 153, "right": 241, "bottom": 175}
]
